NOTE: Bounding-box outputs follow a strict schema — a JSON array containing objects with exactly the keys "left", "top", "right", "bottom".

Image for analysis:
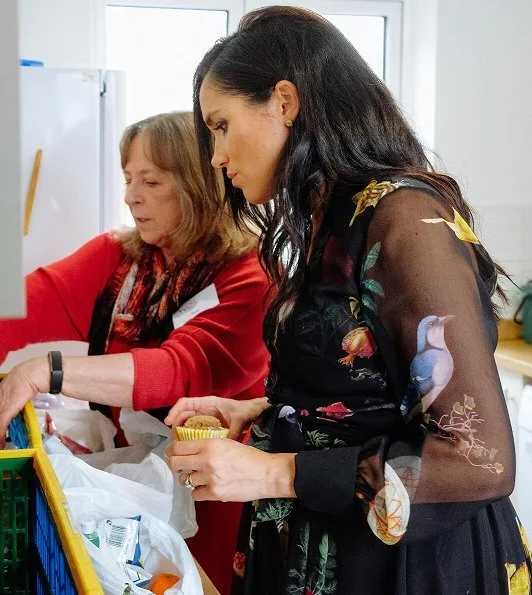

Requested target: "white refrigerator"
[{"left": 19, "top": 67, "right": 126, "bottom": 275}]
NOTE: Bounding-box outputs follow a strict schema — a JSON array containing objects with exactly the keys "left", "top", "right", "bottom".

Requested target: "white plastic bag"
[
  {"left": 50, "top": 454, "right": 173, "bottom": 525},
  {"left": 117, "top": 409, "right": 197, "bottom": 539},
  {"left": 37, "top": 408, "right": 117, "bottom": 452},
  {"left": 42, "top": 407, "right": 197, "bottom": 539},
  {"left": 63, "top": 488, "right": 203, "bottom": 595}
]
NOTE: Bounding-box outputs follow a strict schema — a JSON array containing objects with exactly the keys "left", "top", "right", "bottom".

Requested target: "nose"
[
  {"left": 211, "top": 140, "right": 228, "bottom": 169},
  {"left": 124, "top": 180, "right": 142, "bottom": 206}
]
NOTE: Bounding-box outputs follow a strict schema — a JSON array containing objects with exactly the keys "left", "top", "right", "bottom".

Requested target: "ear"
[{"left": 273, "top": 80, "right": 300, "bottom": 122}]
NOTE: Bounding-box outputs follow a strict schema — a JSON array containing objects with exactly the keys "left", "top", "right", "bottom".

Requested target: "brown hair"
[{"left": 116, "top": 111, "right": 256, "bottom": 264}]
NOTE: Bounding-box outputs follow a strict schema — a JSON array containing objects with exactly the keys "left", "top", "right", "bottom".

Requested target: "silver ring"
[{"left": 184, "top": 472, "right": 195, "bottom": 491}]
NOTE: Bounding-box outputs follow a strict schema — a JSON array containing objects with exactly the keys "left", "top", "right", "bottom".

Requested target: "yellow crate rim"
[{"left": 0, "top": 377, "right": 103, "bottom": 594}]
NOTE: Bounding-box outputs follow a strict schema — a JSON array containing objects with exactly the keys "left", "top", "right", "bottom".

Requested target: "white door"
[{"left": 20, "top": 68, "right": 102, "bottom": 275}]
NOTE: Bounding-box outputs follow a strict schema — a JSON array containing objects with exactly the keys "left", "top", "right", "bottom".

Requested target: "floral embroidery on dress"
[
  {"left": 233, "top": 552, "right": 246, "bottom": 579},
  {"left": 338, "top": 327, "right": 377, "bottom": 366},
  {"left": 422, "top": 208, "right": 480, "bottom": 244},
  {"left": 359, "top": 242, "right": 383, "bottom": 332},
  {"left": 366, "top": 462, "right": 411, "bottom": 545},
  {"left": 387, "top": 455, "right": 422, "bottom": 500},
  {"left": 426, "top": 394, "right": 504, "bottom": 474},
  {"left": 349, "top": 179, "right": 404, "bottom": 225},
  {"left": 316, "top": 402, "right": 354, "bottom": 419},
  {"left": 505, "top": 519, "right": 532, "bottom": 593},
  {"left": 287, "top": 525, "right": 338, "bottom": 595}
]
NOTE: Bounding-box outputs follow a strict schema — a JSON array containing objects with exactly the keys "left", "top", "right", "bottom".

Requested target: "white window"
[
  {"left": 106, "top": 1, "right": 244, "bottom": 125},
  {"left": 248, "top": 1, "right": 402, "bottom": 98},
  {"left": 106, "top": 0, "right": 401, "bottom": 224},
  {"left": 107, "top": 1, "right": 401, "bottom": 125}
]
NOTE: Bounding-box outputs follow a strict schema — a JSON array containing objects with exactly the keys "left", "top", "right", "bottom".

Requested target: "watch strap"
[{"left": 48, "top": 350, "right": 63, "bottom": 394}]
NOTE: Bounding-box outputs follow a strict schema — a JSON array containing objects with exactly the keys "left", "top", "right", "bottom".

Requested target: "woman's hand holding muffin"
[
  {"left": 166, "top": 432, "right": 296, "bottom": 502},
  {"left": 165, "top": 395, "right": 269, "bottom": 440},
  {"left": 165, "top": 396, "right": 296, "bottom": 502}
]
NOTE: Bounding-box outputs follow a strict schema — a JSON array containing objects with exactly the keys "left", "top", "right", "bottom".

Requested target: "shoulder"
[
  {"left": 213, "top": 251, "right": 269, "bottom": 296},
  {"left": 67, "top": 232, "right": 124, "bottom": 278},
  {"left": 79, "top": 232, "right": 123, "bottom": 257}
]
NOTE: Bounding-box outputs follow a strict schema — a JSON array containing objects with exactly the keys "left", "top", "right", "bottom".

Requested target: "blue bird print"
[{"left": 401, "top": 315, "right": 454, "bottom": 416}]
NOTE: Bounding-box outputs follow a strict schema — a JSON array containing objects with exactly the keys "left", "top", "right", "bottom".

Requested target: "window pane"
[
  {"left": 324, "top": 14, "right": 385, "bottom": 79},
  {"left": 106, "top": 6, "right": 227, "bottom": 125}
]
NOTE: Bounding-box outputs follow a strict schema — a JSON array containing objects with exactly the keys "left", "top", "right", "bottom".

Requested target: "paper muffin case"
[{"left": 175, "top": 426, "right": 229, "bottom": 441}]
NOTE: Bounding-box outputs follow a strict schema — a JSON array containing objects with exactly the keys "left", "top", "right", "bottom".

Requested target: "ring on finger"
[{"left": 184, "top": 472, "right": 195, "bottom": 491}]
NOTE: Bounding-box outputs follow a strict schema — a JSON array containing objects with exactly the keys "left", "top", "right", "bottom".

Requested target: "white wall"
[
  {"left": 18, "top": 0, "right": 105, "bottom": 69},
  {"left": 15, "top": 0, "right": 532, "bottom": 310},
  {"left": 432, "top": 0, "right": 532, "bottom": 311}
]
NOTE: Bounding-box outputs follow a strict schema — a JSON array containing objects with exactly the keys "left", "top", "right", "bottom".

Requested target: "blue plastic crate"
[{"left": 8, "top": 412, "right": 31, "bottom": 449}]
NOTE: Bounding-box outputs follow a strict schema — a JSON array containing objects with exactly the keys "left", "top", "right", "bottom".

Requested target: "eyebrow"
[
  {"left": 123, "top": 168, "right": 160, "bottom": 175},
  {"left": 204, "top": 110, "right": 220, "bottom": 127}
]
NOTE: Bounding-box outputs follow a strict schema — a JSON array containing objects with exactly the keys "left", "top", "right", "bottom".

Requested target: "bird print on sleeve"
[{"left": 401, "top": 315, "right": 454, "bottom": 418}]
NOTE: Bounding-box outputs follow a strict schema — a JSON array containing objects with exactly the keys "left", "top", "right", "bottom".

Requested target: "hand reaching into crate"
[{"left": 0, "top": 359, "right": 46, "bottom": 447}]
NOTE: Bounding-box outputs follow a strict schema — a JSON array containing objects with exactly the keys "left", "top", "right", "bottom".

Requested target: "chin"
[{"left": 243, "top": 189, "right": 271, "bottom": 206}]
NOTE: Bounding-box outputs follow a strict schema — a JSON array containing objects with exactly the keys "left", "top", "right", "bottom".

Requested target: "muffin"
[{"left": 175, "top": 415, "right": 229, "bottom": 441}]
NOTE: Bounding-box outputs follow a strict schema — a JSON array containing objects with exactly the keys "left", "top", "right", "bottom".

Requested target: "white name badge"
[{"left": 172, "top": 283, "right": 220, "bottom": 329}]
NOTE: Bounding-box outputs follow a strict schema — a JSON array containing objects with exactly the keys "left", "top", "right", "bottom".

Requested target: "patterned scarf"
[{"left": 88, "top": 246, "right": 221, "bottom": 356}]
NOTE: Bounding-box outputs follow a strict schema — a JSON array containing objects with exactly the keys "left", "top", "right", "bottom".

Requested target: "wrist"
[
  {"left": 47, "top": 350, "right": 63, "bottom": 394},
  {"left": 264, "top": 453, "right": 296, "bottom": 498},
  {"left": 22, "top": 357, "right": 51, "bottom": 394},
  {"left": 251, "top": 397, "right": 271, "bottom": 419}
]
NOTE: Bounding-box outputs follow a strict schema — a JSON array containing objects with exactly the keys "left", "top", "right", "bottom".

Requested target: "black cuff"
[
  {"left": 294, "top": 446, "right": 360, "bottom": 517},
  {"left": 48, "top": 351, "right": 63, "bottom": 394}
]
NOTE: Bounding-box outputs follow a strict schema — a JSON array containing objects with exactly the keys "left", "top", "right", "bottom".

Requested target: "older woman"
[{"left": 0, "top": 111, "right": 269, "bottom": 594}]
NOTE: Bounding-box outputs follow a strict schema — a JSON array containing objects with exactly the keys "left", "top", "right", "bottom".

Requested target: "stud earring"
[{"left": 284, "top": 119, "right": 293, "bottom": 128}]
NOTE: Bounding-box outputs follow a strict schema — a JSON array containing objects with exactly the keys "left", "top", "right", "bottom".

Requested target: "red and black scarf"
[
  {"left": 87, "top": 246, "right": 222, "bottom": 428},
  {"left": 88, "top": 246, "right": 221, "bottom": 355}
]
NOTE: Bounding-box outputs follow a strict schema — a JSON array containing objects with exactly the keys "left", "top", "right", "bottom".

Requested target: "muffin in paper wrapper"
[{"left": 175, "top": 426, "right": 229, "bottom": 441}]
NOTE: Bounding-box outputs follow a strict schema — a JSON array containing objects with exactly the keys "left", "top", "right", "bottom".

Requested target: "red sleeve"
[
  {"left": 131, "top": 252, "right": 270, "bottom": 409},
  {"left": 0, "top": 234, "right": 122, "bottom": 363}
]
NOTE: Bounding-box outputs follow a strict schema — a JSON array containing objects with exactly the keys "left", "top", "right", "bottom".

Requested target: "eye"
[
  {"left": 124, "top": 179, "right": 131, "bottom": 186},
  {"left": 145, "top": 180, "right": 159, "bottom": 187},
  {"left": 214, "top": 120, "right": 227, "bottom": 133}
]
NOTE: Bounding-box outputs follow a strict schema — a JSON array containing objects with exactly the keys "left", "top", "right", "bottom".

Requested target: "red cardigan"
[
  {"left": 0, "top": 233, "right": 270, "bottom": 594},
  {"left": 0, "top": 233, "right": 270, "bottom": 406}
]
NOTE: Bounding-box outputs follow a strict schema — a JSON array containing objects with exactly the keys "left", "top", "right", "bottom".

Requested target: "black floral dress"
[{"left": 231, "top": 179, "right": 532, "bottom": 595}]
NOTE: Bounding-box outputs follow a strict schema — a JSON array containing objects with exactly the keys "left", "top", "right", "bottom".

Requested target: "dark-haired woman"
[
  {"left": 0, "top": 112, "right": 270, "bottom": 594},
  {"left": 166, "top": 7, "right": 532, "bottom": 594}
]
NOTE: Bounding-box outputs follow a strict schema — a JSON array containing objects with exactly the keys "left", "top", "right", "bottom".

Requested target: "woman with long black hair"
[{"left": 166, "top": 7, "right": 531, "bottom": 593}]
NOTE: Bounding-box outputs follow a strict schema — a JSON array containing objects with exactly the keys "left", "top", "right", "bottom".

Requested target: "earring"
[{"left": 284, "top": 119, "right": 293, "bottom": 128}]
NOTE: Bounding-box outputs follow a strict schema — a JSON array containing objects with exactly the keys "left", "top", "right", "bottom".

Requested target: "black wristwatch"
[{"left": 48, "top": 351, "right": 63, "bottom": 394}]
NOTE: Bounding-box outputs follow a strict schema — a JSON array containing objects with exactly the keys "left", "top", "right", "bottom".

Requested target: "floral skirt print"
[{"left": 231, "top": 180, "right": 532, "bottom": 595}]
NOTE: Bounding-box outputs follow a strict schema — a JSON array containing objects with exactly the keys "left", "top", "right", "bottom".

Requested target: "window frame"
[
  {"left": 106, "top": 0, "right": 245, "bottom": 33},
  {"left": 244, "top": 0, "right": 403, "bottom": 99},
  {"left": 106, "top": 0, "right": 402, "bottom": 98}
]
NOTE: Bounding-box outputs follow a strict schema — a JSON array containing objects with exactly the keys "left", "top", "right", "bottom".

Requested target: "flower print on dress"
[
  {"left": 359, "top": 242, "right": 384, "bottom": 332},
  {"left": 233, "top": 552, "right": 246, "bottom": 579},
  {"left": 387, "top": 455, "right": 422, "bottom": 500},
  {"left": 365, "top": 462, "right": 411, "bottom": 545},
  {"left": 338, "top": 326, "right": 377, "bottom": 366},
  {"left": 401, "top": 315, "right": 454, "bottom": 419},
  {"left": 422, "top": 208, "right": 480, "bottom": 244},
  {"left": 349, "top": 179, "right": 405, "bottom": 225},
  {"left": 316, "top": 402, "right": 354, "bottom": 420},
  {"left": 287, "top": 524, "right": 338, "bottom": 595},
  {"left": 427, "top": 394, "right": 505, "bottom": 475}
]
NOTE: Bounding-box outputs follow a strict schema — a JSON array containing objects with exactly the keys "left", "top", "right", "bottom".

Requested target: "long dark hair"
[{"left": 193, "top": 6, "right": 505, "bottom": 348}]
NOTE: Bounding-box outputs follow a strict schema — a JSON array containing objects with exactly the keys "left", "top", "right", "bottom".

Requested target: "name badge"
[{"left": 172, "top": 283, "right": 220, "bottom": 329}]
